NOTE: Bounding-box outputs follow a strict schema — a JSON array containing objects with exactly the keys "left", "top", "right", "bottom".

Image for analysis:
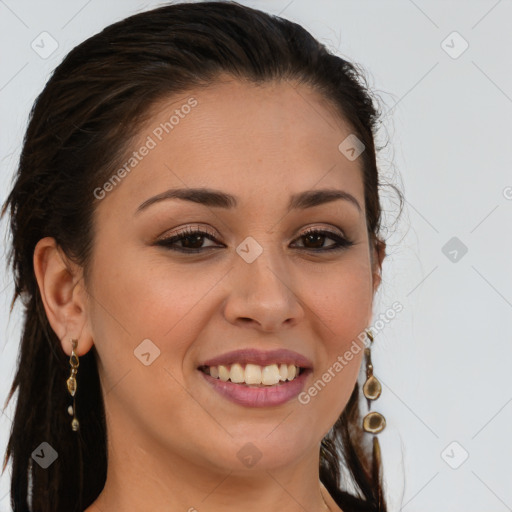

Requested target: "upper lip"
[{"left": 198, "top": 348, "right": 313, "bottom": 369}]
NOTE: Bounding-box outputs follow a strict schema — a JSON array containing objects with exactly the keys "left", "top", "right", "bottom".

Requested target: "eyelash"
[{"left": 155, "top": 226, "right": 354, "bottom": 254}]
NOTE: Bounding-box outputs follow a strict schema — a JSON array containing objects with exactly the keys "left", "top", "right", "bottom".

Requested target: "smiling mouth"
[{"left": 198, "top": 363, "right": 305, "bottom": 387}]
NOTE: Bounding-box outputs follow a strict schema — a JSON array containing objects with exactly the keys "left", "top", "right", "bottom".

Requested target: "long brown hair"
[{"left": 1, "top": 2, "right": 402, "bottom": 510}]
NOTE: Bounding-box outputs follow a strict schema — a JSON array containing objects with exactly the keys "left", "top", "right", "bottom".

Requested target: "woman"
[{"left": 1, "top": 2, "right": 401, "bottom": 511}]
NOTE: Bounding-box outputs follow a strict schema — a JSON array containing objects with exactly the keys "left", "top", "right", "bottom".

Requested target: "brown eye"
[
  {"left": 292, "top": 229, "right": 354, "bottom": 251},
  {"left": 155, "top": 227, "right": 223, "bottom": 253}
]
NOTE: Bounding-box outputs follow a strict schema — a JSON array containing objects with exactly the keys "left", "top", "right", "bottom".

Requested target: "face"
[{"left": 83, "top": 78, "right": 381, "bottom": 475}]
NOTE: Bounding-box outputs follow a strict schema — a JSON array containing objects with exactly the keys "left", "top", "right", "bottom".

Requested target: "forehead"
[{"left": 98, "top": 78, "right": 365, "bottom": 214}]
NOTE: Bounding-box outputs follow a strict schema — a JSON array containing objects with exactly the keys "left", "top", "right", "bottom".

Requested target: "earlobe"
[{"left": 33, "top": 237, "right": 93, "bottom": 356}]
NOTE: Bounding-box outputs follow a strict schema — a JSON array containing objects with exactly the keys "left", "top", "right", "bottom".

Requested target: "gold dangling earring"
[
  {"left": 66, "top": 338, "right": 80, "bottom": 432},
  {"left": 362, "top": 329, "right": 385, "bottom": 506},
  {"left": 362, "top": 329, "right": 385, "bottom": 432}
]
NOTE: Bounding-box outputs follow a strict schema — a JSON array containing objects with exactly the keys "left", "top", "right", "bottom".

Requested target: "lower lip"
[{"left": 199, "top": 369, "right": 311, "bottom": 408}]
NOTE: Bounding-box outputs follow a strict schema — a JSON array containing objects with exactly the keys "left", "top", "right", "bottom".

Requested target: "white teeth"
[
  {"left": 218, "top": 365, "right": 229, "bottom": 382},
  {"left": 244, "top": 364, "right": 262, "bottom": 385},
  {"left": 261, "top": 364, "right": 280, "bottom": 385},
  {"left": 204, "top": 363, "right": 302, "bottom": 386},
  {"left": 230, "top": 363, "right": 245, "bottom": 383}
]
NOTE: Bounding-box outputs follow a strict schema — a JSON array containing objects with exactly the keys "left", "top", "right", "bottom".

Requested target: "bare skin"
[{"left": 34, "top": 77, "right": 384, "bottom": 512}]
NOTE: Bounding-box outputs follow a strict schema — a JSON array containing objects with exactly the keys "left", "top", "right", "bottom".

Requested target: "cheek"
[
  {"left": 301, "top": 252, "right": 372, "bottom": 410},
  {"left": 300, "top": 262, "right": 370, "bottom": 437},
  {"left": 90, "top": 243, "right": 198, "bottom": 328},
  {"left": 305, "top": 253, "right": 374, "bottom": 341},
  {"left": 86, "top": 250, "right": 220, "bottom": 425},
  {"left": 87, "top": 245, "right": 224, "bottom": 373}
]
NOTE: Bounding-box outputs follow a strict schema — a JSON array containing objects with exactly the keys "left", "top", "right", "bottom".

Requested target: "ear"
[
  {"left": 371, "top": 238, "right": 386, "bottom": 294},
  {"left": 33, "top": 237, "right": 94, "bottom": 357}
]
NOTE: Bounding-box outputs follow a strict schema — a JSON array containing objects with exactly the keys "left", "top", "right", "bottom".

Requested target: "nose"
[{"left": 222, "top": 248, "right": 305, "bottom": 332}]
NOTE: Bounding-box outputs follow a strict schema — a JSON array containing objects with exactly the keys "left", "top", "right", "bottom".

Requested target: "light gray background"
[{"left": 1, "top": 1, "right": 511, "bottom": 511}]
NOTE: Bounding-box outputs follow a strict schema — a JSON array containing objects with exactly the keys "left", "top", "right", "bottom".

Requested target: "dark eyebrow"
[{"left": 135, "top": 187, "right": 362, "bottom": 214}]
